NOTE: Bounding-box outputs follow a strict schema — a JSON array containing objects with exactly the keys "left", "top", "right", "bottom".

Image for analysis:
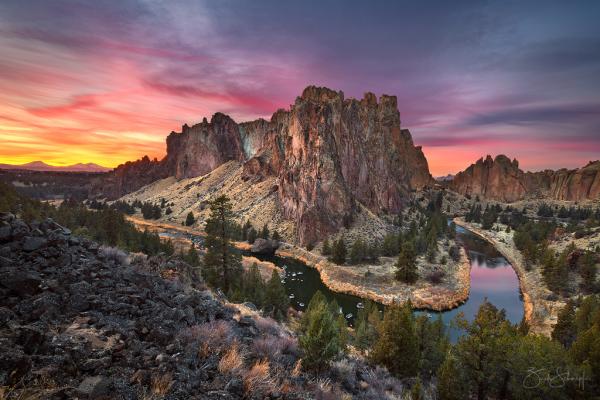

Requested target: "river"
[{"left": 152, "top": 221, "right": 524, "bottom": 341}]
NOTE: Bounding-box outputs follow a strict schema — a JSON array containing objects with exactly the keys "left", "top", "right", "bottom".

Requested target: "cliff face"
[
  {"left": 450, "top": 156, "right": 600, "bottom": 202},
  {"left": 93, "top": 86, "right": 434, "bottom": 244}
]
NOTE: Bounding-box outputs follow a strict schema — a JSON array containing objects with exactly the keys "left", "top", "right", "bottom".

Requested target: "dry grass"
[
  {"left": 150, "top": 373, "right": 173, "bottom": 396},
  {"left": 243, "top": 359, "right": 274, "bottom": 394},
  {"left": 291, "top": 359, "right": 302, "bottom": 377},
  {"left": 179, "top": 320, "right": 233, "bottom": 357},
  {"left": 218, "top": 341, "right": 244, "bottom": 374},
  {"left": 251, "top": 335, "right": 298, "bottom": 360},
  {"left": 0, "top": 378, "right": 60, "bottom": 400}
]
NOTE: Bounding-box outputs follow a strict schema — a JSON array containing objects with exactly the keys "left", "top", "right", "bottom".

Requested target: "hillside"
[{"left": 0, "top": 161, "right": 111, "bottom": 173}]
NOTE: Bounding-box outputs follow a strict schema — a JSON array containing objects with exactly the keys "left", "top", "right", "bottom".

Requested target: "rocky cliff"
[
  {"left": 93, "top": 86, "right": 434, "bottom": 245},
  {"left": 450, "top": 155, "right": 600, "bottom": 202}
]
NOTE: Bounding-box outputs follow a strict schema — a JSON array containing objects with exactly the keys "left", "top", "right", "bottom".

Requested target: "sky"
[{"left": 1, "top": 1, "right": 599, "bottom": 176}]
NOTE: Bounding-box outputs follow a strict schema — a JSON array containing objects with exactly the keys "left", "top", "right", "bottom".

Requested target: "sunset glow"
[{"left": 1, "top": 1, "right": 599, "bottom": 175}]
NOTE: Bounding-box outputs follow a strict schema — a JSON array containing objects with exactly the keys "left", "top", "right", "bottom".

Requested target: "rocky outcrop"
[
  {"left": 449, "top": 155, "right": 527, "bottom": 202},
  {"left": 450, "top": 155, "right": 600, "bottom": 202},
  {"left": 250, "top": 238, "right": 280, "bottom": 255},
  {"left": 93, "top": 86, "right": 434, "bottom": 245}
]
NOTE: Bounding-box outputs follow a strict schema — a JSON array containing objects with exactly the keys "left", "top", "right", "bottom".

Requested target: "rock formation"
[
  {"left": 93, "top": 86, "right": 434, "bottom": 245},
  {"left": 450, "top": 155, "right": 600, "bottom": 202}
]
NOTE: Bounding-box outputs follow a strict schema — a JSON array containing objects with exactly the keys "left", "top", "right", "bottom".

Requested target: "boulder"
[
  {"left": 76, "top": 376, "right": 112, "bottom": 398},
  {"left": 22, "top": 236, "right": 47, "bottom": 252},
  {"left": 250, "top": 238, "right": 280, "bottom": 255}
]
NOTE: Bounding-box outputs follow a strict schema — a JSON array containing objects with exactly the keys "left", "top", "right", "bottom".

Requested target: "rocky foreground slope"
[
  {"left": 449, "top": 155, "right": 600, "bottom": 202},
  {"left": 93, "top": 86, "right": 433, "bottom": 245},
  {"left": 0, "top": 213, "right": 409, "bottom": 399}
]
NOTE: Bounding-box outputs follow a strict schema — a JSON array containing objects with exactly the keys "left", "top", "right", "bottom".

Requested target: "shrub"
[
  {"left": 99, "top": 245, "right": 129, "bottom": 266},
  {"left": 427, "top": 270, "right": 446, "bottom": 284},
  {"left": 243, "top": 359, "right": 274, "bottom": 394},
  {"left": 219, "top": 341, "right": 244, "bottom": 373},
  {"left": 180, "top": 320, "right": 234, "bottom": 356},
  {"left": 252, "top": 336, "right": 298, "bottom": 360},
  {"left": 151, "top": 372, "right": 173, "bottom": 396}
]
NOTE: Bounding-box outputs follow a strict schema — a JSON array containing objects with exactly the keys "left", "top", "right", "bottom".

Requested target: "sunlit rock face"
[
  {"left": 450, "top": 155, "right": 600, "bottom": 202},
  {"left": 93, "top": 86, "right": 435, "bottom": 244}
]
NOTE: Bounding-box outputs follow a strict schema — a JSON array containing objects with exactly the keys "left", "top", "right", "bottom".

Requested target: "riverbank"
[
  {"left": 453, "top": 218, "right": 561, "bottom": 336},
  {"left": 127, "top": 215, "right": 473, "bottom": 311},
  {"left": 276, "top": 243, "right": 472, "bottom": 311}
]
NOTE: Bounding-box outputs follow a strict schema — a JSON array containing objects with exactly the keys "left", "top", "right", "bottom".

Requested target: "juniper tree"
[
  {"left": 185, "top": 211, "right": 195, "bottom": 226},
  {"left": 263, "top": 270, "right": 288, "bottom": 320},
  {"left": 331, "top": 237, "right": 347, "bottom": 265},
  {"left": 299, "top": 292, "right": 340, "bottom": 372},
  {"left": 395, "top": 241, "right": 418, "bottom": 283},
  {"left": 203, "top": 195, "right": 242, "bottom": 294},
  {"left": 371, "top": 301, "right": 419, "bottom": 378},
  {"left": 321, "top": 237, "right": 332, "bottom": 256}
]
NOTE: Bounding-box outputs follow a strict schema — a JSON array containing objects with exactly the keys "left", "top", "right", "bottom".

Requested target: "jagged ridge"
[
  {"left": 93, "top": 86, "right": 434, "bottom": 245},
  {"left": 450, "top": 155, "right": 600, "bottom": 202}
]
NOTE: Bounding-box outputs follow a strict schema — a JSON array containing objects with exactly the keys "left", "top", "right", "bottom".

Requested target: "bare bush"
[
  {"left": 252, "top": 335, "right": 298, "bottom": 360},
  {"left": 151, "top": 372, "right": 173, "bottom": 396},
  {"left": 255, "top": 316, "right": 280, "bottom": 335},
  {"left": 178, "top": 320, "right": 234, "bottom": 357},
  {"left": 426, "top": 270, "right": 446, "bottom": 284},
  {"left": 100, "top": 245, "right": 129, "bottom": 266}
]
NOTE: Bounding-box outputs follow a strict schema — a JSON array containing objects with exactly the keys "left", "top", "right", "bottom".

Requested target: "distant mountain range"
[{"left": 0, "top": 161, "right": 111, "bottom": 173}]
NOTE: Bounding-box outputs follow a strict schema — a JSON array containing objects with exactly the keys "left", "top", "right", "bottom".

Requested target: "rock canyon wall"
[
  {"left": 92, "top": 86, "right": 434, "bottom": 244},
  {"left": 450, "top": 155, "right": 600, "bottom": 202}
]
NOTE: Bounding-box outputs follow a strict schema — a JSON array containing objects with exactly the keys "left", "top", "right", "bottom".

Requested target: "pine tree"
[
  {"left": 264, "top": 270, "right": 288, "bottom": 320},
  {"left": 271, "top": 230, "right": 281, "bottom": 242},
  {"left": 354, "top": 301, "right": 381, "bottom": 351},
  {"left": 243, "top": 263, "right": 265, "bottom": 308},
  {"left": 247, "top": 227, "right": 257, "bottom": 244},
  {"left": 299, "top": 293, "right": 340, "bottom": 372},
  {"left": 371, "top": 302, "right": 419, "bottom": 378},
  {"left": 321, "top": 238, "right": 332, "bottom": 256},
  {"left": 437, "top": 353, "right": 468, "bottom": 400},
  {"left": 552, "top": 300, "right": 576, "bottom": 347},
  {"left": 349, "top": 238, "right": 367, "bottom": 264},
  {"left": 410, "top": 378, "right": 423, "bottom": 400},
  {"left": 580, "top": 251, "right": 597, "bottom": 293},
  {"left": 260, "top": 223, "right": 270, "bottom": 239},
  {"left": 336, "top": 313, "right": 349, "bottom": 353},
  {"left": 395, "top": 241, "right": 418, "bottom": 283},
  {"left": 203, "top": 195, "right": 242, "bottom": 294},
  {"left": 185, "top": 211, "right": 195, "bottom": 226},
  {"left": 331, "top": 237, "right": 347, "bottom": 265},
  {"left": 185, "top": 244, "right": 200, "bottom": 267}
]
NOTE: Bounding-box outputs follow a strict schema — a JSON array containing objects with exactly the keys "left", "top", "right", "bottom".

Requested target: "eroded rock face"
[
  {"left": 450, "top": 156, "right": 600, "bottom": 202},
  {"left": 93, "top": 86, "right": 434, "bottom": 244}
]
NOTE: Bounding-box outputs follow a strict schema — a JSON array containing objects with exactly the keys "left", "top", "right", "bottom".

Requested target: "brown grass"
[
  {"left": 151, "top": 373, "right": 173, "bottom": 396},
  {"left": 218, "top": 341, "right": 244, "bottom": 374},
  {"left": 243, "top": 359, "right": 273, "bottom": 394},
  {"left": 291, "top": 359, "right": 302, "bottom": 377}
]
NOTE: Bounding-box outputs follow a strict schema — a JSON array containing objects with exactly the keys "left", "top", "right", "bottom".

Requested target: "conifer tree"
[
  {"left": 299, "top": 292, "right": 340, "bottom": 372},
  {"left": 185, "top": 211, "right": 195, "bottom": 226},
  {"left": 271, "top": 230, "right": 281, "bottom": 242},
  {"left": 331, "top": 237, "right": 347, "bottom": 265},
  {"left": 247, "top": 227, "right": 258, "bottom": 244},
  {"left": 185, "top": 243, "right": 200, "bottom": 267},
  {"left": 260, "top": 223, "right": 270, "bottom": 239},
  {"left": 264, "top": 270, "right": 288, "bottom": 320},
  {"left": 580, "top": 251, "right": 597, "bottom": 293},
  {"left": 243, "top": 263, "right": 265, "bottom": 308},
  {"left": 552, "top": 300, "right": 576, "bottom": 347},
  {"left": 321, "top": 237, "right": 332, "bottom": 256},
  {"left": 349, "top": 238, "right": 367, "bottom": 264},
  {"left": 371, "top": 301, "right": 419, "bottom": 378},
  {"left": 437, "top": 353, "right": 468, "bottom": 400},
  {"left": 395, "top": 241, "right": 418, "bottom": 283},
  {"left": 203, "top": 195, "right": 242, "bottom": 294}
]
